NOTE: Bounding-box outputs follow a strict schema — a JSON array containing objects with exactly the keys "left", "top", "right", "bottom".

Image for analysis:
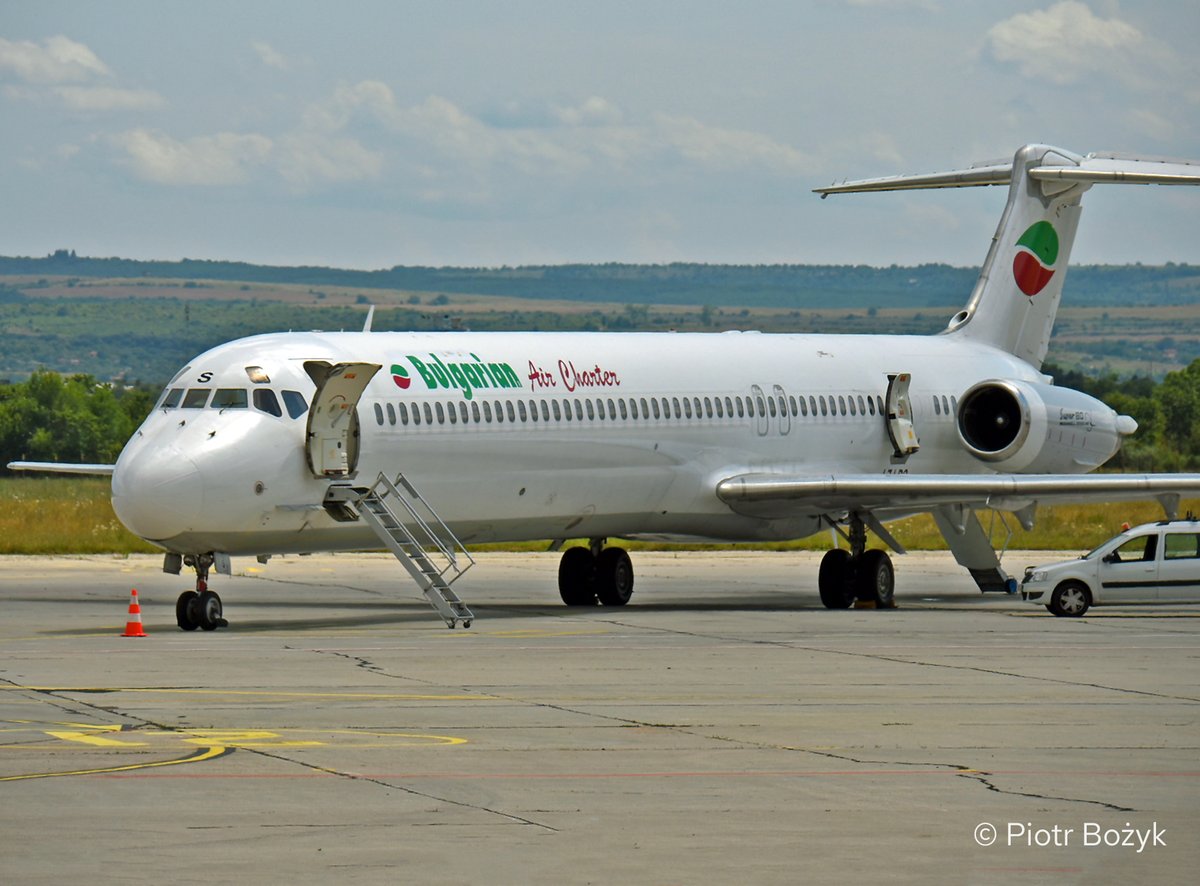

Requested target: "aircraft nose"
[{"left": 111, "top": 444, "right": 202, "bottom": 542}]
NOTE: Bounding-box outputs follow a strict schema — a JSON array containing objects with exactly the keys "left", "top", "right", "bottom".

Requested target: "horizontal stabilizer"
[
  {"left": 815, "top": 152, "right": 1200, "bottom": 196},
  {"left": 7, "top": 461, "right": 115, "bottom": 476}
]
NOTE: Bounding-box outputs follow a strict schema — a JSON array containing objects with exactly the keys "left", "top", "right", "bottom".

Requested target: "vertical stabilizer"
[
  {"left": 816, "top": 144, "right": 1200, "bottom": 368},
  {"left": 942, "top": 145, "right": 1085, "bottom": 366}
]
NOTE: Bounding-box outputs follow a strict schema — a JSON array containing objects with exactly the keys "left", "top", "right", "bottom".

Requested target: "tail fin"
[{"left": 817, "top": 144, "right": 1200, "bottom": 367}]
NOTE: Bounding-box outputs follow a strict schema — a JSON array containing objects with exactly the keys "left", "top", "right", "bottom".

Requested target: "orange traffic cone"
[{"left": 122, "top": 588, "right": 147, "bottom": 637}]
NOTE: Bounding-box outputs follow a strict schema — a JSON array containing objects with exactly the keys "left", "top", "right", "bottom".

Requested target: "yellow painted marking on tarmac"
[
  {"left": 179, "top": 729, "right": 323, "bottom": 748},
  {"left": 0, "top": 745, "right": 228, "bottom": 782},
  {"left": 45, "top": 729, "right": 148, "bottom": 748}
]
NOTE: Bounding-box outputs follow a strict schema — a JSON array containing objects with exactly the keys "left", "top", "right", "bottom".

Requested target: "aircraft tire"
[
  {"left": 176, "top": 590, "right": 200, "bottom": 631},
  {"left": 558, "top": 547, "right": 598, "bottom": 606},
  {"left": 856, "top": 549, "right": 895, "bottom": 608},
  {"left": 197, "top": 589, "right": 225, "bottom": 631},
  {"left": 818, "top": 549, "right": 854, "bottom": 609},
  {"left": 595, "top": 547, "right": 634, "bottom": 607}
]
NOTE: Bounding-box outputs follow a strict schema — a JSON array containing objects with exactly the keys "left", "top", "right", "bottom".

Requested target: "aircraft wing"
[
  {"left": 716, "top": 472, "right": 1200, "bottom": 520},
  {"left": 6, "top": 461, "right": 115, "bottom": 476}
]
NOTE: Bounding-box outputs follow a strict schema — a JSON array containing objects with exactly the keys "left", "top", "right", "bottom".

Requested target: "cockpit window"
[
  {"left": 282, "top": 390, "right": 309, "bottom": 419},
  {"left": 253, "top": 389, "right": 282, "bottom": 417},
  {"left": 182, "top": 388, "right": 211, "bottom": 409},
  {"left": 245, "top": 366, "right": 271, "bottom": 384},
  {"left": 212, "top": 388, "right": 249, "bottom": 409},
  {"left": 160, "top": 388, "right": 184, "bottom": 409}
]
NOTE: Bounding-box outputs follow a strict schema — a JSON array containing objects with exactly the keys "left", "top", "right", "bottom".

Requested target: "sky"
[{"left": 2, "top": 1, "right": 1198, "bottom": 270}]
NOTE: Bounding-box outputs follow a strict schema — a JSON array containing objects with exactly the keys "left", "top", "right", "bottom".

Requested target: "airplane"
[{"left": 11, "top": 142, "right": 1200, "bottom": 632}]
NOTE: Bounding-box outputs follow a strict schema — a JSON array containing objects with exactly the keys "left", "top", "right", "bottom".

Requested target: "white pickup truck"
[{"left": 1021, "top": 520, "right": 1200, "bottom": 616}]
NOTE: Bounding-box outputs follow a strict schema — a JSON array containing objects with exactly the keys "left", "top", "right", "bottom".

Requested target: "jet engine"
[{"left": 956, "top": 379, "right": 1136, "bottom": 474}]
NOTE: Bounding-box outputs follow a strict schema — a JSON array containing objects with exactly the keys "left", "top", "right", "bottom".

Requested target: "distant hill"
[{"left": 3, "top": 252, "right": 1199, "bottom": 309}]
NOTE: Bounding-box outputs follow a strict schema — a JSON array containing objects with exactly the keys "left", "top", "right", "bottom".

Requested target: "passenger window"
[
  {"left": 610, "top": 398, "right": 620, "bottom": 420},
  {"left": 254, "top": 389, "right": 282, "bottom": 417},
  {"left": 630, "top": 399, "right": 638, "bottom": 420},
  {"left": 552, "top": 400, "right": 562, "bottom": 421},
  {"left": 652, "top": 398, "right": 661, "bottom": 419},
  {"left": 435, "top": 403, "right": 445, "bottom": 424},
  {"left": 424, "top": 403, "right": 434, "bottom": 425},
  {"left": 540, "top": 400, "right": 550, "bottom": 421},
  {"left": 683, "top": 398, "right": 693, "bottom": 419},
  {"left": 412, "top": 403, "right": 422, "bottom": 425},
  {"left": 182, "top": 388, "right": 211, "bottom": 409},
  {"left": 387, "top": 403, "right": 397, "bottom": 426},
  {"left": 768, "top": 397, "right": 777, "bottom": 418},
  {"left": 506, "top": 401, "right": 516, "bottom": 422},
  {"left": 736, "top": 397, "right": 745, "bottom": 418},
  {"left": 933, "top": 397, "right": 941, "bottom": 416},
  {"left": 282, "top": 390, "right": 308, "bottom": 419},
  {"left": 1163, "top": 533, "right": 1200, "bottom": 559},
  {"left": 756, "top": 394, "right": 767, "bottom": 415},
  {"left": 819, "top": 396, "right": 828, "bottom": 416},
  {"left": 160, "top": 387, "right": 184, "bottom": 409},
  {"left": 942, "top": 395, "right": 950, "bottom": 415},
  {"left": 848, "top": 396, "right": 857, "bottom": 416},
  {"left": 460, "top": 402, "right": 470, "bottom": 424},
  {"left": 837, "top": 395, "right": 846, "bottom": 415},
  {"left": 715, "top": 398, "right": 724, "bottom": 418},
  {"left": 619, "top": 399, "right": 629, "bottom": 420},
  {"left": 399, "top": 403, "right": 410, "bottom": 425},
  {"left": 483, "top": 401, "right": 493, "bottom": 423},
  {"left": 586, "top": 400, "right": 596, "bottom": 420},
  {"left": 640, "top": 397, "right": 650, "bottom": 418},
  {"left": 447, "top": 403, "right": 457, "bottom": 424},
  {"left": 857, "top": 395, "right": 866, "bottom": 415},
  {"left": 789, "top": 396, "right": 798, "bottom": 417},
  {"left": 373, "top": 403, "right": 384, "bottom": 425},
  {"left": 494, "top": 401, "right": 504, "bottom": 423},
  {"left": 596, "top": 399, "right": 606, "bottom": 420},
  {"left": 799, "top": 396, "right": 808, "bottom": 417},
  {"left": 563, "top": 400, "right": 573, "bottom": 421},
  {"left": 518, "top": 401, "right": 528, "bottom": 422},
  {"left": 470, "top": 402, "right": 480, "bottom": 423}
]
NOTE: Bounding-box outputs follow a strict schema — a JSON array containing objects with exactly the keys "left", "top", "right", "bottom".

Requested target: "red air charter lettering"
[
  {"left": 558, "top": 359, "right": 621, "bottom": 392},
  {"left": 528, "top": 361, "right": 558, "bottom": 390}
]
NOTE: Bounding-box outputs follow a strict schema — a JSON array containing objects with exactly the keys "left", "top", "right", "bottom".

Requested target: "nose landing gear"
[{"left": 175, "top": 553, "right": 228, "bottom": 631}]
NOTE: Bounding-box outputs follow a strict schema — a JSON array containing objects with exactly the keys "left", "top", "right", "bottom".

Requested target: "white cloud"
[
  {"left": 555, "top": 96, "right": 623, "bottom": 127},
  {"left": 252, "top": 41, "right": 289, "bottom": 71},
  {"left": 277, "top": 133, "right": 384, "bottom": 187},
  {"left": 0, "top": 35, "right": 111, "bottom": 84},
  {"left": 52, "top": 85, "right": 166, "bottom": 112},
  {"left": 985, "top": 1, "right": 1144, "bottom": 85},
  {"left": 112, "top": 128, "right": 272, "bottom": 186}
]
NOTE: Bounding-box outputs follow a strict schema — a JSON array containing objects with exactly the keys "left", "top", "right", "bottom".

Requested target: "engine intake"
[{"left": 957, "top": 379, "right": 1134, "bottom": 473}]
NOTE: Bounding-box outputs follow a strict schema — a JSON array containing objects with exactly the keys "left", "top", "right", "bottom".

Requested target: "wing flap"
[{"left": 716, "top": 472, "right": 1200, "bottom": 519}]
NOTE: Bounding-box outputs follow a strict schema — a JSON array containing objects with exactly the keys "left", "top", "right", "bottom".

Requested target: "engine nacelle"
[{"left": 956, "top": 379, "right": 1136, "bottom": 473}]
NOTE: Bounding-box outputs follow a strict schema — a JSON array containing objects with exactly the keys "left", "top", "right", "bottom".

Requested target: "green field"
[{"left": 3, "top": 476, "right": 1195, "bottom": 557}]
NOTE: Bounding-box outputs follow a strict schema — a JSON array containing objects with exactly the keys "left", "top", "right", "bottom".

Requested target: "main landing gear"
[
  {"left": 558, "top": 539, "right": 634, "bottom": 607},
  {"left": 818, "top": 515, "right": 896, "bottom": 610},
  {"left": 175, "top": 553, "right": 228, "bottom": 631}
]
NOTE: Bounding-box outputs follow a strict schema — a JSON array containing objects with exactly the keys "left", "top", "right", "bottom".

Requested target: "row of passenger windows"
[
  {"left": 372, "top": 391, "right": 892, "bottom": 429},
  {"left": 932, "top": 394, "right": 960, "bottom": 417},
  {"left": 159, "top": 387, "right": 309, "bottom": 419}
]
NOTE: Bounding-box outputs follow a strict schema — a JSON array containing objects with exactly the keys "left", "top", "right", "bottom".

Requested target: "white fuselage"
[{"left": 110, "top": 329, "right": 1040, "bottom": 556}]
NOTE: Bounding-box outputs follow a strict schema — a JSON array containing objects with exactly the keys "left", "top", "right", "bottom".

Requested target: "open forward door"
[
  {"left": 303, "top": 361, "right": 381, "bottom": 477},
  {"left": 885, "top": 372, "right": 920, "bottom": 460}
]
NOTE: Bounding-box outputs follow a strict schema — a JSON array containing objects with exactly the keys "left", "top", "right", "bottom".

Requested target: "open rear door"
[{"left": 304, "top": 361, "right": 381, "bottom": 478}]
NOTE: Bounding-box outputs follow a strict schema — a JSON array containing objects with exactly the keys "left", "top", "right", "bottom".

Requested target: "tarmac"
[{"left": 1, "top": 550, "right": 1197, "bottom": 885}]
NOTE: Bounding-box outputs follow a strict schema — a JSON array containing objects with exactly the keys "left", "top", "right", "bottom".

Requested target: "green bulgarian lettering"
[{"left": 404, "top": 354, "right": 521, "bottom": 398}]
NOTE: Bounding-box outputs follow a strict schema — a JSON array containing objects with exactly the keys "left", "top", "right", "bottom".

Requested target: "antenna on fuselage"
[{"left": 362, "top": 305, "right": 375, "bottom": 332}]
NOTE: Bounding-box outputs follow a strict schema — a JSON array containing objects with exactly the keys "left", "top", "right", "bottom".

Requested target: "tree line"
[{"left": 4, "top": 361, "right": 1200, "bottom": 474}]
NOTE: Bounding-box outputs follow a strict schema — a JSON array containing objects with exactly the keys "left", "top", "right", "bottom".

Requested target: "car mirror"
[{"left": 1102, "top": 551, "right": 1119, "bottom": 564}]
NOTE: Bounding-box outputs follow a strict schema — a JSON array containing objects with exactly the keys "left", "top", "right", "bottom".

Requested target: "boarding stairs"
[{"left": 325, "top": 473, "right": 475, "bottom": 628}]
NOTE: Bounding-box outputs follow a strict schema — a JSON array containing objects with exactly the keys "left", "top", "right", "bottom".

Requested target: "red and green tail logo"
[
  {"left": 1012, "top": 220, "right": 1059, "bottom": 297},
  {"left": 390, "top": 363, "right": 411, "bottom": 389}
]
